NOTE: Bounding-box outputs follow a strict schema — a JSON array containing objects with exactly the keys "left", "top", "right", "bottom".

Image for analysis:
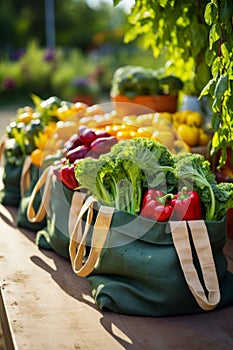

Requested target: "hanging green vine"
[
  {"left": 114, "top": 0, "right": 233, "bottom": 167},
  {"left": 200, "top": 0, "right": 233, "bottom": 167},
  {"left": 114, "top": 0, "right": 211, "bottom": 94}
]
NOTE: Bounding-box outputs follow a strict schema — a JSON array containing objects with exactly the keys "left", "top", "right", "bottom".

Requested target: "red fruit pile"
[{"left": 53, "top": 126, "right": 118, "bottom": 190}]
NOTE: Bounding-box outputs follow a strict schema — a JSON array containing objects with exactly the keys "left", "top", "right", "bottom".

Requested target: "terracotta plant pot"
[{"left": 112, "top": 94, "right": 178, "bottom": 117}]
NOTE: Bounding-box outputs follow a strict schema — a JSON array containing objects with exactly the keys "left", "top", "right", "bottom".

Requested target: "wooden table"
[{"left": 1, "top": 202, "right": 233, "bottom": 350}]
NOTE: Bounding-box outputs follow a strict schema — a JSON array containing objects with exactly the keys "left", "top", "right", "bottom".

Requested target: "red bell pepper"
[
  {"left": 53, "top": 158, "right": 66, "bottom": 182},
  {"left": 140, "top": 189, "right": 173, "bottom": 222},
  {"left": 170, "top": 187, "right": 202, "bottom": 221},
  {"left": 60, "top": 163, "right": 79, "bottom": 190}
]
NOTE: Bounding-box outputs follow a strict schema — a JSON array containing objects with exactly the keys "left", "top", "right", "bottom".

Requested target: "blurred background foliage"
[{"left": 0, "top": 0, "right": 170, "bottom": 106}]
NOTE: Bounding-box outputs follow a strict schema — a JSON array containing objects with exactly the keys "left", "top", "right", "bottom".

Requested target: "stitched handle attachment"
[{"left": 170, "top": 220, "right": 220, "bottom": 311}]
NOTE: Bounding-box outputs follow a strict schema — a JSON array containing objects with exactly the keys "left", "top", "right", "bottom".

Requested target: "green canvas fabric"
[
  {"left": 0, "top": 152, "right": 23, "bottom": 207},
  {"left": 36, "top": 176, "right": 74, "bottom": 260},
  {"left": 17, "top": 164, "right": 47, "bottom": 231},
  {"left": 86, "top": 211, "right": 233, "bottom": 317}
]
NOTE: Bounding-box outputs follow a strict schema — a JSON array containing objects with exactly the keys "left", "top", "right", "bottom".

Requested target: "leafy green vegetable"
[
  {"left": 173, "top": 152, "right": 217, "bottom": 220},
  {"left": 10, "top": 124, "right": 27, "bottom": 159},
  {"left": 173, "top": 152, "right": 233, "bottom": 221},
  {"left": 74, "top": 152, "right": 140, "bottom": 214},
  {"left": 111, "top": 137, "right": 175, "bottom": 189},
  {"left": 4, "top": 138, "right": 25, "bottom": 166},
  {"left": 75, "top": 139, "right": 233, "bottom": 221},
  {"left": 111, "top": 65, "right": 183, "bottom": 98},
  {"left": 31, "top": 94, "right": 62, "bottom": 124},
  {"left": 75, "top": 138, "right": 175, "bottom": 215},
  {"left": 212, "top": 182, "right": 233, "bottom": 221}
]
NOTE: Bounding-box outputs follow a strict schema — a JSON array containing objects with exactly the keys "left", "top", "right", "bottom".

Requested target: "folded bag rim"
[{"left": 109, "top": 209, "right": 226, "bottom": 245}]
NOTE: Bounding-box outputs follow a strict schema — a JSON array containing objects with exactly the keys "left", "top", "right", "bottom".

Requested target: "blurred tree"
[
  {"left": 0, "top": 3, "right": 16, "bottom": 51},
  {"left": 0, "top": 0, "right": 45, "bottom": 50},
  {"left": 0, "top": 0, "right": 127, "bottom": 54}
]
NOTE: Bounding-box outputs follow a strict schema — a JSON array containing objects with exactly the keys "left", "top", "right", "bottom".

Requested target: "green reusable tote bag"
[
  {"left": 17, "top": 156, "right": 47, "bottom": 231},
  {"left": 27, "top": 167, "right": 85, "bottom": 259},
  {"left": 69, "top": 199, "right": 233, "bottom": 317},
  {"left": 0, "top": 147, "right": 23, "bottom": 207}
]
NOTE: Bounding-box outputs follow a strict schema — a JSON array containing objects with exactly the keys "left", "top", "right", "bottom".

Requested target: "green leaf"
[
  {"left": 113, "top": 0, "right": 122, "bottom": 6},
  {"left": 221, "top": 42, "right": 230, "bottom": 61},
  {"left": 209, "top": 23, "right": 221, "bottom": 49},
  {"left": 200, "top": 78, "right": 215, "bottom": 97},
  {"left": 212, "top": 96, "right": 221, "bottom": 112},
  {"left": 205, "top": 47, "right": 216, "bottom": 66},
  {"left": 205, "top": 2, "right": 217, "bottom": 25},
  {"left": 211, "top": 112, "right": 221, "bottom": 131},
  {"left": 31, "top": 94, "right": 42, "bottom": 109},
  {"left": 214, "top": 74, "right": 228, "bottom": 97},
  {"left": 211, "top": 57, "right": 221, "bottom": 76}
]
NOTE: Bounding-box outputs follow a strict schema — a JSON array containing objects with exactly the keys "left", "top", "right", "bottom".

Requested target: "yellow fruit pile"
[
  {"left": 172, "top": 110, "right": 211, "bottom": 147},
  {"left": 80, "top": 110, "right": 189, "bottom": 154},
  {"left": 77, "top": 107, "right": 212, "bottom": 153},
  {"left": 28, "top": 102, "right": 212, "bottom": 167}
]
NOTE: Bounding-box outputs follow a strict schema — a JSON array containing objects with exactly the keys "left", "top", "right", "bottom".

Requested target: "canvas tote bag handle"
[
  {"left": 0, "top": 135, "right": 7, "bottom": 166},
  {"left": 69, "top": 196, "right": 97, "bottom": 275},
  {"left": 68, "top": 190, "right": 87, "bottom": 235},
  {"left": 170, "top": 220, "right": 220, "bottom": 311},
  {"left": 70, "top": 201, "right": 114, "bottom": 277},
  {"left": 27, "top": 165, "right": 53, "bottom": 223},
  {"left": 20, "top": 155, "right": 32, "bottom": 197}
]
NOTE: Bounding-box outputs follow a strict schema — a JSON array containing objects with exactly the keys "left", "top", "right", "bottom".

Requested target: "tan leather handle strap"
[
  {"left": 187, "top": 220, "right": 220, "bottom": 308},
  {"left": 20, "top": 155, "right": 32, "bottom": 197},
  {"left": 68, "top": 191, "right": 86, "bottom": 235},
  {"left": 27, "top": 166, "right": 53, "bottom": 223},
  {"left": 69, "top": 200, "right": 114, "bottom": 277},
  {"left": 69, "top": 196, "right": 97, "bottom": 274},
  {"left": 170, "top": 220, "right": 220, "bottom": 311},
  {"left": 74, "top": 206, "right": 114, "bottom": 277}
]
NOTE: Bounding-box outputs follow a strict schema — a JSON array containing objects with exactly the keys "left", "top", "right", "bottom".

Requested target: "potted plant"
[
  {"left": 114, "top": 0, "right": 232, "bottom": 164},
  {"left": 110, "top": 65, "right": 183, "bottom": 115},
  {"left": 114, "top": 1, "right": 212, "bottom": 116}
]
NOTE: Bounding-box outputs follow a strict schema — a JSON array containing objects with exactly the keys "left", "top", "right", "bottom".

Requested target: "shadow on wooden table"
[
  {"left": 30, "top": 252, "right": 95, "bottom": 307},
  {"left": 27, "top": 245, "right": 233, "bottom": 350},
  {"left": 1, "top": 204, "right": 233, "bottom": 350}
]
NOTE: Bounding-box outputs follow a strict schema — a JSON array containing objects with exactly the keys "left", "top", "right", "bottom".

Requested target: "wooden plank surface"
[{"left": 1, "top": 203, "right": 233, "bottom": 350}]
